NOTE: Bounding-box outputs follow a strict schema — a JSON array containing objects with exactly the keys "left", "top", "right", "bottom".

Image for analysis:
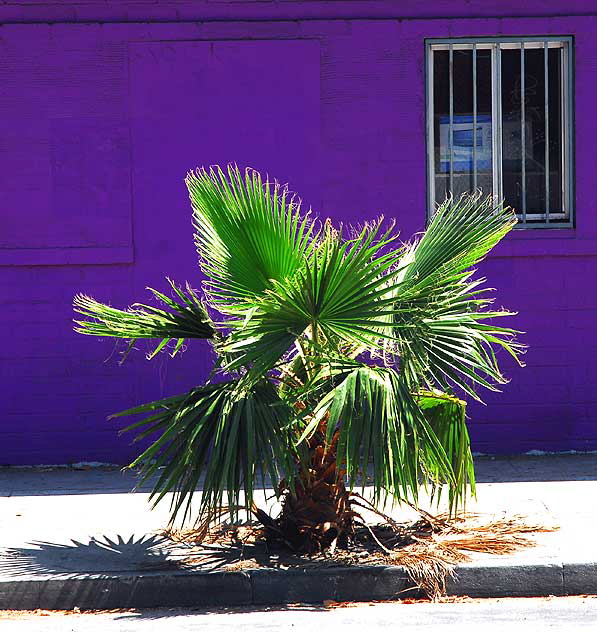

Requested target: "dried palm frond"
[{"left": 164, "top": 511, "right": 558, "bottom": 600}]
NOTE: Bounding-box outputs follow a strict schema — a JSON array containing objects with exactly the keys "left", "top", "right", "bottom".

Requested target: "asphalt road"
[{"left": 2, "top": 597, "right": 597, "bottom": 631}]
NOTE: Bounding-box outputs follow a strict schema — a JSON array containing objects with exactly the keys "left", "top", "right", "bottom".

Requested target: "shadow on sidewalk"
[
  {"left": 0, "top": 534, "right": 338, "bottom": 611},
  {"left": 0, "top": 534, "right": 181, "bottom": 577},
  {"left": 112, "top": 602, "right": 327, "bottom": 621},
  {"left": 0, "top": 532, "right": 338, "bottom": 578},
  {"left": 473, "top": 454, "right": 597, "bottom": 483}
]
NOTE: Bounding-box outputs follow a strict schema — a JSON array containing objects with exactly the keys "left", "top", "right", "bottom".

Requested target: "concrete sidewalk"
[{"left": 0, "top": 454, "right": 596, "bottom": 609}]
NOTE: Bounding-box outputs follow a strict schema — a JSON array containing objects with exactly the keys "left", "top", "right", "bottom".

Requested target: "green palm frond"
[
  {"left": 74, "top": 163, "right": 523, "bottom": 536},
  {"left": 186, "top": 164, "right": 315, "bottom": 314},
  {"left": 73, "top": 278, "right": 215, "bottom": 359},
  {"left": 384, "top": 195, "right": 524, "bottom": 396},
  {"left": 416, "top": 390, "right": 475, "bottom": 511},
  {"left": 389, "top": 277, "right": 524, "bottom": 398},
  {"left": 221, "top": 221, "right": 404, "bottom": 377},
  {"left": 404, "top": 193, "right": 517, "bottom": 285},
  {"left": 113, "top": 378, "right": 296, "bottom": 525},
  {"left": 297, "top": 364, "right": 467, "bottom": 511}
]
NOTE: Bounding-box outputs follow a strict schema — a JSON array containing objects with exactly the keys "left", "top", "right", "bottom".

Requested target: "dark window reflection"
[
  {"left": 433, "top": 48, "right": 492, "bottom": 206},
  {"left": 504, "top": 46, "right": 563, "bottom": 217},
  {"left": 433, "top": 44, "right": 564, "bottom": 219}
]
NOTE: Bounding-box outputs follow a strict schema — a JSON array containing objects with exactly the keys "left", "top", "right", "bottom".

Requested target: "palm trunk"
[{"left": 266, "top": 428, "right": 357, "bottom": 554}]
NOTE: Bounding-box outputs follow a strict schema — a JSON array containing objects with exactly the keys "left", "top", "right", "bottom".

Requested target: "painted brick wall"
[{"left": 2, "top": 2, "right": 596, "bottom": 464}]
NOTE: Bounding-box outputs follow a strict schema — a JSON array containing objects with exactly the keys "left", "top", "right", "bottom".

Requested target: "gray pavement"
[
  {"left": 0, "top": 454, "right": 596, "bottom": 609},
  {"left": 2, "top": 597, "right": 597, "bottom": 631}
]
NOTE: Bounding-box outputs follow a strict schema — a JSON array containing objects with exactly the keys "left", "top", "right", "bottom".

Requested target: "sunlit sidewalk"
[{"left": 0, "top": 454, "right": 595, "bottom": 608}]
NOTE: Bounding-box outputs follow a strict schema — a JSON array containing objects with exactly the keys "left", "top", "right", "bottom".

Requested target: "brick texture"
[{"left": 1, "top": 3, "right": 596, "bottom": 463}]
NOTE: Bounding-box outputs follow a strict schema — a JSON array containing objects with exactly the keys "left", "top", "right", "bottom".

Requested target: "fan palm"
[{"left": 74, "top": 165, "right": 523, "bottom": 553}]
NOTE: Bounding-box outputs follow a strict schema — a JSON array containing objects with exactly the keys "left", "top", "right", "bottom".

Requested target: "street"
[{"left": 2, "top": 597, "right": 597, "bottom": 631}]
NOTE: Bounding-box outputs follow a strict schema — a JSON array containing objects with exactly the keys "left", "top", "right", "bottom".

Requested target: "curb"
[{"left": 1, "top": 562, "right": 596, "bottom": 609}]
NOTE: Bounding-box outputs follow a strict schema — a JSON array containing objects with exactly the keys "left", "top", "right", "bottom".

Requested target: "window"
[{"left": 426, "top": 37, "right": 574, "bottom": 227}]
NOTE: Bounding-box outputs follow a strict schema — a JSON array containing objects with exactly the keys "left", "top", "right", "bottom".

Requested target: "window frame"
[{"left": 425, "top": 36, "right": 575, "bottom": 229}]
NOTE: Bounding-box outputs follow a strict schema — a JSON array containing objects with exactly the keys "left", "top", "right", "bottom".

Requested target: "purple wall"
[{"left": 2, "top": 1, "right": 596, "bottom": 464}]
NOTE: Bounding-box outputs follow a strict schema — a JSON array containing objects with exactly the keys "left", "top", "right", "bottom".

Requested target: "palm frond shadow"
[
  {"left": 165, "top": 519, "right": 435, "bottom": 573},
  {"left": 113, "top": 603, "right": 327, "bottom": 622},
  {"left": 174, "top": 538, "right": 353, "bottom": 572},
  {"left": 0, "top": 534, "right": 182, "bottom": 577}
]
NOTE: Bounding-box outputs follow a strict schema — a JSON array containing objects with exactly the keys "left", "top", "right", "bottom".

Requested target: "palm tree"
[{"left": 74, "top": 165, "right": 523, "bottom": 553}]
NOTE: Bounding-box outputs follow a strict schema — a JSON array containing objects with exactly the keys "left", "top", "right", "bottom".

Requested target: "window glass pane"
[
  {"left": 451, "top": 49, "right": 474, "bottom": 199},
  {"left": 433, "top": 49, "right": 449, "bottom": 205},
  {"left": 519, "top": 47, "right": 548, "bottom": 215},
  {"left": 499, "top": 46, "right": 565, "bottom": 217},
  {"left": 518, "top": 46, "right": 564, "bottom": 218},
  {"left": 429, "top": 39, "right": 569, "bottom": 225},
  {"left": 475, "top": 49, "right": 493, "bottom": 199},
  {"left": 501, "top": 48, "right": 523, "bottom": 213},
  {"left": 433, "top": 48, "right": 493, "bottom": 206},
  {"left": 548, "top": 47, "right": 563, "bottom": 213}
]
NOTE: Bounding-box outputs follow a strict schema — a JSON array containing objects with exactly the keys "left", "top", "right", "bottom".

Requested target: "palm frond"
[
  {"left": 221, "top": 221, "right": 404, "bottom": 377},
  {"left": 406, "top": 193, "right": 517, "bottom": 285},
  {"left": 186, "top": 164, "right": 315, "bottom": 314},
  {"left": 389, "top": 279, "right": 524, "bottom": 398},
  {"left": 74, "top": 169, "right": 523, "bottom": 542},
  {"left": 297, "top": 365, "right": 468, "bottom": 512},
  {"left": 73, "top": 278, "right": 215, "bottom": 359},
  {"left": 384, "top": 195, "right": 524, "bottom": 397},
  {"left": 113, "top": 378, "right": 296, "bottom": 525},
  {"left": 416, "top": 390, "right": 475, "bottom": 512}
]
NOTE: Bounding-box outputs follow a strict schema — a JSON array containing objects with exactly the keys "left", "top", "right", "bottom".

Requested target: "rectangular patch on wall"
[
  {"left": 128, "top": 39, "right": 321, "bottom": 261},
  {"left": 0, "top": 35, "right": 133, "bottom": 265},
  {"left": 49, "top": 118, "right": 132, "bottom": 249}
]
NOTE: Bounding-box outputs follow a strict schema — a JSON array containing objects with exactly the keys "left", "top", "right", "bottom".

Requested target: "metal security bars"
[{"left": 426, "top": 37, "right": 574, "bottom": 228}]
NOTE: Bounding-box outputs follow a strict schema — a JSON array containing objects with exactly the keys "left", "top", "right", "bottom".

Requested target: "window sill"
[
  {"left": 0, "top": 246, "right": 134, "bottom": 266},
  {"left": 488, "top": 232, "right": 597, "bottom": 258}
]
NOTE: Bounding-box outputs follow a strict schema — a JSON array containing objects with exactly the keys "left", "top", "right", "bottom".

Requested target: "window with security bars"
[{"left": 426, "top": 37, "right": 574, "bottom": 227}]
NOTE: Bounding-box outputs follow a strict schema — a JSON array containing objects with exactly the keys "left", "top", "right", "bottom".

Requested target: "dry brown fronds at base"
[
  {"left": 425, "top": 514, "right": 559, "bottom": 556},
  {"left": 162, "top": 522, "right": 264, "bottom": 547},
  {"left": 437, "top": 533, "right": 532, "bottom": 555},
  {"left": 377, "top": 514, "right": 558, "bottom": 599},
  {"left": 162, "top": 513, "right": 559, "bottom": 601},
  {"left": 161, "top": 505, "right": 265, "bottom": 546},
  {"left": 389, "top": 549, "right": 462, "bottom": 599}
]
